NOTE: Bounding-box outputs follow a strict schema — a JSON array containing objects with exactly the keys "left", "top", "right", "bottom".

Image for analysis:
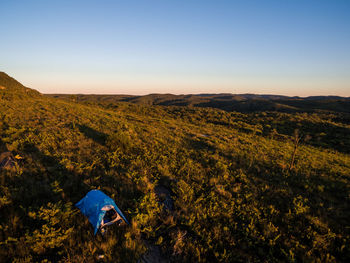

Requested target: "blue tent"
[{"left": 76, "top": 190, "right": 129, "bottom": 234}]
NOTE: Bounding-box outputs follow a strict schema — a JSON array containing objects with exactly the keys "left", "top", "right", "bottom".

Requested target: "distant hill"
[{"left": 47, "top": 93, "right": 350, "bottom": 113}]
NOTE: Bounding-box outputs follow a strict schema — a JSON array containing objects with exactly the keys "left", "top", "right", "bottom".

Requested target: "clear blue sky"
[{"left": 1, "top": 0, "right": 349, "bottom": 96}]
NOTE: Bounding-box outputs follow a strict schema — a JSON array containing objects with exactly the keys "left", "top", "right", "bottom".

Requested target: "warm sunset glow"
[{"left": 1, "top": 0, "right": 349, "bottom": 96}]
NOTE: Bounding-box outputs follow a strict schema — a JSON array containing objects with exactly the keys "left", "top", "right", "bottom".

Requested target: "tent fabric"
[{"left": 75, "top": 190, "right": 129, "bottom": 234}]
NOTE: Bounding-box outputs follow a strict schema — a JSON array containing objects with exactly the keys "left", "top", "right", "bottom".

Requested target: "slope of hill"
[
  {"left": 0, "top": 72, "right": 41, "bottom": 99},
  {"left": 1, "top": 74, "right": 350, "bottom": 262},
  {"left": 47, "top": 93, "right": 350, "bottom": 113}
]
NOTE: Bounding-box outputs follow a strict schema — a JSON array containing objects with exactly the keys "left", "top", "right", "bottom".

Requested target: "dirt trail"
[
  {"left": 138, "top": 185, "right": 174, "bottom": 263},
  {"left": 138, "top": 241, "right": 168, "bottom": 263}
]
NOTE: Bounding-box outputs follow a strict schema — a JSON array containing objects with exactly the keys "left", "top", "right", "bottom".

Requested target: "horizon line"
[{"left": 44, "top": 92, "right": 350, "bottom": 99}]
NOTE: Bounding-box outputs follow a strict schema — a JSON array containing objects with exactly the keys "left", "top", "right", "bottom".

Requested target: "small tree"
[
  {"left": 289, "top": 129, "right": 301, "bottom": 170},
  {"left": 289, "top": 129, "right": 311, "bottom": 170}
]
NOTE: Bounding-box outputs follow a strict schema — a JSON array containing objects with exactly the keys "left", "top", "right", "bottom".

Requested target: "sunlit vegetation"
[{"left": 1, "top": 73, "right": 349, "bottom": 262}]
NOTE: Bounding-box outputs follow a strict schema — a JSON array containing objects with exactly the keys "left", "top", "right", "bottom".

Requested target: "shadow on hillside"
[
  {"left": 279, "top": 99, "right": 350, "bottom": 114},
  {"left": 10, "top": 143, "right": 90, "bottom": 207},
  {"left": 22, "top": 142, "right": 139, "bottom": 217},
  {"left": 185, "top": 137, "right": 216, "bottom": 152},
  {"left": 19, "top": 142, "right": 142, "bottom": 206},
  {"left": 226, "top": 154, "right": 350, "bottom": 261},
  {"left": 241, "top": 155, "right": 350, "bottom": 230},
  {"left": 77, "top": 124, "right": 107, "bottom": 145},
  {"left": 217, "top": 113, "right": 350, "bottom": 154},
  {"left": 0, "top": 139, "right": 8, "bottom": 152},
  {"left": 1, "top": 142, "right": 141, "bottom": 261},
  {"left": 269, "top": 119, "right": 350, "bottom": 154},
  {"left": 120, "top": 96, "right": 142, "bottom": 102}
]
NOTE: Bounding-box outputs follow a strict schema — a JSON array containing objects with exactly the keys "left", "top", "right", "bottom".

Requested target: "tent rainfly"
[{"left": 76, "top": 190, "right": 129, "bottom": 234}]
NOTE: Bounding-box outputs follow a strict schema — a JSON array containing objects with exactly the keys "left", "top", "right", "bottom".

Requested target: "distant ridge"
[
  {"left": 1, "top": 71, "right": 349, "bottom": 113},
  {"left": 47, "top": 93, "right": 350, "bottom": 113}
]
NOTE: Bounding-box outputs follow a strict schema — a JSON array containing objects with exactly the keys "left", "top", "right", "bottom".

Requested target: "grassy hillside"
[
  {"left": 1, "top": 73, "right": 350, "bottom": 262},
  {"left": 0, "top": 72, "right": 41, "bottom": 100}
]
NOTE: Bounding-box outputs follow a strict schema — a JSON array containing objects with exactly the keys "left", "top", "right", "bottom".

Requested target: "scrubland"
[{"left": 0, "top": 74, "right": 349, "bottom": 262}]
